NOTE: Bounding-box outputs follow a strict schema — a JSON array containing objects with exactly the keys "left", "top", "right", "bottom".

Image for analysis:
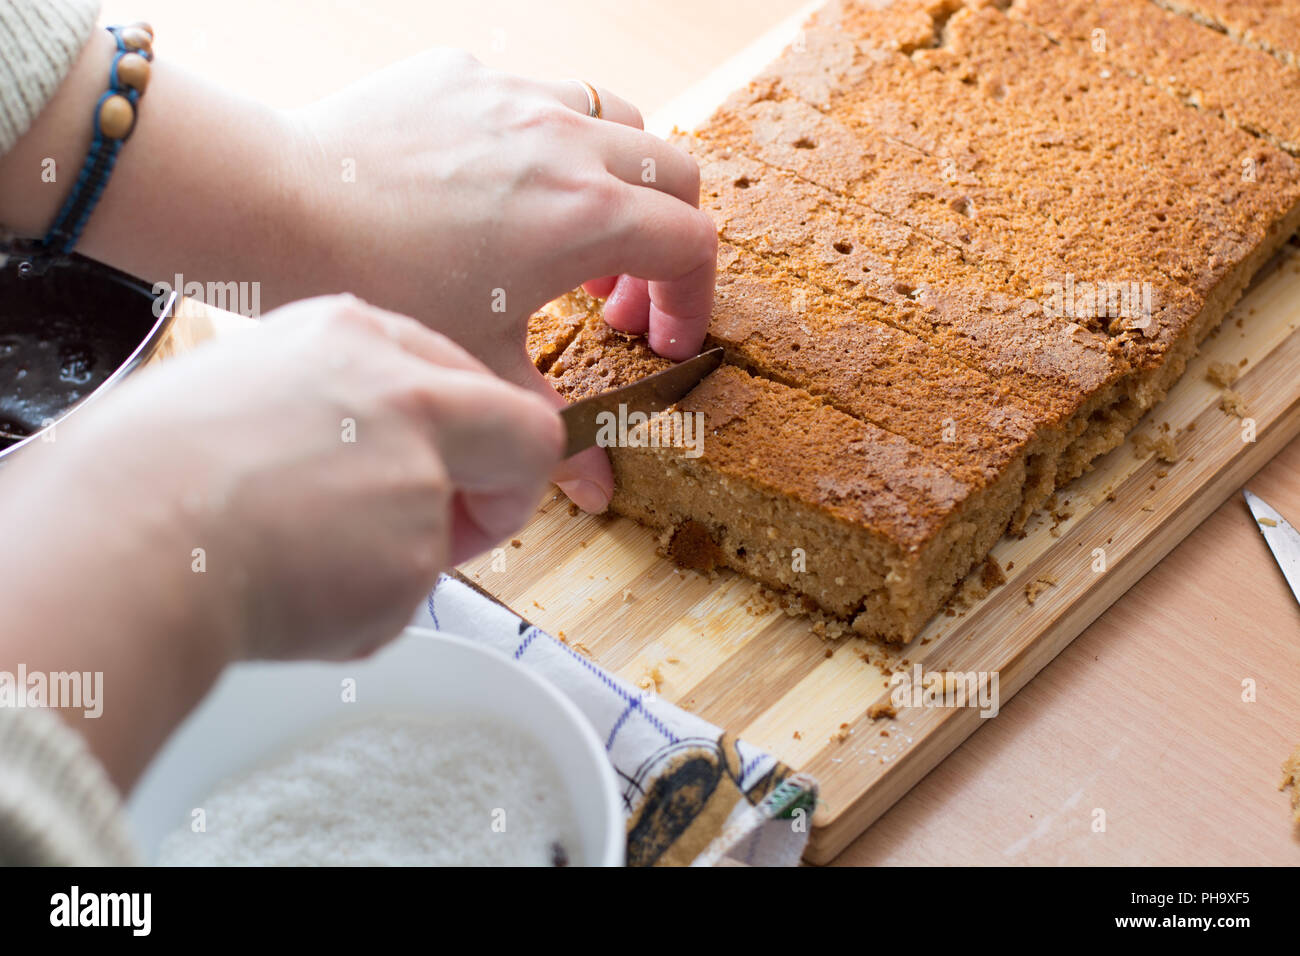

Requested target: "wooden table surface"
[{"left": 114, "top": 0, "right": 1300, "bottom": 864}]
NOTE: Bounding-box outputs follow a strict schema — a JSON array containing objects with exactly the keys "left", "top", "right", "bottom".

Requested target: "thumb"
[{"left": 507, "top": 355, "right": 614, "bottom": 516}]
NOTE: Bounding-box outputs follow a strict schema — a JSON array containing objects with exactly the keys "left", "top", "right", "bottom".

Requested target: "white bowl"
[{"left": 127, "top": 627, "right": 624, "bottom": 866}]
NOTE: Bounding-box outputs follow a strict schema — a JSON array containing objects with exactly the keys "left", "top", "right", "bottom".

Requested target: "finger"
[
  {"left": 599, "top": 126, "right": 701, "bottom": 207},
  {"left": 448, "top": 494, "right": 497, "bottom": 566},
  {"left": 417, "top": 366, "right": 564, "bottom": 493},
  {"left": 343, "top": 297, "right": 493, "bottom": 376},
  {"left": 602, "top": 274, "right": 649, "bottom": 335},
  {"left": 591, "top": 188, "right": 718, "bottom": 360},
  {"left": 449, "top": 486, "right": 546, "bottom": 565},
  {"left": 332, "top": 616, "right": 411, "bottom": 663},
  {"left": 647, "top": 258, "right": 716, "bottom": 359},
  {"left": 582, "top": 276, "right": 618, "bottom": 298},
  {"left": 347, "top": 625, "right": 409, "bottom": 663},
  {"left": 352, "top": 305, "right": 603, "bottom": 511},
  {"left": 515, "top": 363, "right": 614, "bottom": 514},
  {"left": 546, "top": 78, "right": 644, "bottom": 128},
  {"left": 270, "top": 294, "right": 495, "bottom": 376},
  {"left": 553, "top": 445, "right": 614, "bottom": 515},
  {"left": 592, "top": 186, "right": 717, "bottom": 285}
]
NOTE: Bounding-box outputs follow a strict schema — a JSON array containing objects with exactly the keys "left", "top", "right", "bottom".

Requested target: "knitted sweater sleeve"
[
  {"left": 0, "top": 1, "right": 136, "bottom": 865},
  {"left": 0, "top": 0, "right": 101, "bottom": 155},
  {"left": 0, "top": 705, "right": 139, "bottom": 864}
]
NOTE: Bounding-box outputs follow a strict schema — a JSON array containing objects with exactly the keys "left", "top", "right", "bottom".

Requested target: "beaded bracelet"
[{"left": 14, "top": 23, "right": 154, "bottom": 277}]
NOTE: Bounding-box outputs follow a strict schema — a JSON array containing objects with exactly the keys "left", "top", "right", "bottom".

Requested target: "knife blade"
[
  {"left": 559, "top": 347, "right": 724, "bottom": 458},
  {"left": 1242, "top": 489, "right": 1300, "bottom": 607}
]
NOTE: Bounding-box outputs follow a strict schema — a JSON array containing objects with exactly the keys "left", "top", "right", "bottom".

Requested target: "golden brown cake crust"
[
  {"left": 687, "top": 137, "right": 1125, "bottom": 412},
  {"left": 546, "top": 312, "right": 674, "bottom": 400},
  {"left": 526, "top": 291, "right": 593, "bottom": 373},
  {"left": 714, "top": 23, "right": 1242, "bottom": 354},
  {"left": 1151, "top": 0, "right": 1300, "bottom": 69},
  {"left": 1011, "top": 0, "right": 1300, "bottom": 154},
  {"left": 914, "top": 4, "right": 1300, "bottom": 242}
]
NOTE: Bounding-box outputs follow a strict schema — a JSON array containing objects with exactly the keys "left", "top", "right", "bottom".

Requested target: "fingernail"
[{"left": 556, "top": 479, "right": 610, "bottom": 514}]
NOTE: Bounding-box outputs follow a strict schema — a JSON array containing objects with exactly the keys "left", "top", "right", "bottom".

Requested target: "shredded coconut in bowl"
[{"left": 157, "top": 715, "right": 581, "bottom": 866}]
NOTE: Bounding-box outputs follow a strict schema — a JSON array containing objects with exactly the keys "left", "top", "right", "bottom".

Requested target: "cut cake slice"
[{"left": 541, "top": 303, "right": 1015, "bottom": 641}]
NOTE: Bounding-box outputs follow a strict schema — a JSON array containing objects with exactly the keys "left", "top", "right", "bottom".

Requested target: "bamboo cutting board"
[
  {"left": 455, "top": 6, "right": 1300, "bottom": 860},
  {"left": 463, "top": 243, "right": 1300, "bottom": 864}
]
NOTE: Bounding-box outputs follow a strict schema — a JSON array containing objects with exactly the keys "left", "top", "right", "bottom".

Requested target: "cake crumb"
[
  {"left": 1206, "top": 361, "right": 1240, "bottom": 388},
  {"left": 792, "top": 730, "right": 802, "bottom": 740},
  {"left": 510, "top": 539, "right": 522, "bottom": 548},
  {"left": 637, "top": 665, "right": 665, "bottom": 693},
  {"left": 867, "top": 701, "right": 897, "bottom": 720},
  {"left": 744, "top": 587, "right": 779, "bottom": 617},
  {"left": 980, "top": 556, "right": 1007, "bottom": 589},
  {"left": 831, "top": 722, "right": 853, "bottom": 744},
  {"left": 1025, "top": 576, "right": 1057, "bottom": 605},
  {"left": 1134, "top": 432, "right": 1178, "bottom": 463},
  {"left": 1281, "top": 746, "right": 1300, "bottom": 824},
  {"left": 1220, "top": 390, "right": 1248, "bottom": 417},
  {"left": 567, "top": 502, "right": 580, "bottom": 517},
  {"left": 1258, "top": 517, "right": 1278, "bottom": 528}
]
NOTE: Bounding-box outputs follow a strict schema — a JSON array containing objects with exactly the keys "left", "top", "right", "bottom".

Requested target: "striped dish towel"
[{"left": 414, "top": 573, "right": 817, "bottom": 867}]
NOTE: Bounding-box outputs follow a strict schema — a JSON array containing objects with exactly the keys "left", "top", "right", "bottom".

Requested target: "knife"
[
  {"left": 1242, "top": 489, "right": 1300, "bottom": 608},
  {"left": 559, "top": 347, "right": 724, "bottom": 458}
]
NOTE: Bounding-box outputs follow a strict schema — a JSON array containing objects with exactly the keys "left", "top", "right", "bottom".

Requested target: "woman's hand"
[
  {"left": 43, "top": 294, "right": 562, "bottom": 659},
  {"left": 285, "top": 51, "right": 717, "bottom": 510},
  {"left": 0, "top": 38, "right": 716, "bottom": 515},
  {"left": 0, "top": 295, "right": 561, "bottom": 788},
  {"left": 289, "top": 51, "right": 716, "bottom": 368}
]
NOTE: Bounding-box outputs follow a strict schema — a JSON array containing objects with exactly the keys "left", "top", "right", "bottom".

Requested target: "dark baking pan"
[{"left": 0, "top": 254, "right": 176, "bottom": 462}]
